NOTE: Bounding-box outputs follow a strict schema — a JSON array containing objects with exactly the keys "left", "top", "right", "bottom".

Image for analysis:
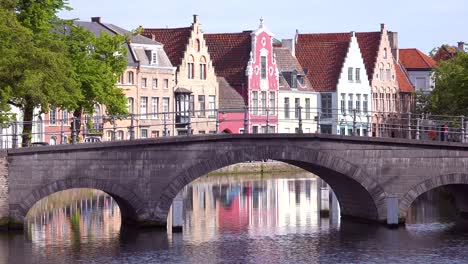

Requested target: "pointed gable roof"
[
  {"left": 204, "top": 31, "right": 252, "bottom": 88},
  {"left": 142, "top": 27, "right": 192, "bottom": 67},
  {"left": 399, "top": 48, "right": 436, "bottom": 70},
  {"left": 295, "top": 33, "right": 351, "bottom": 92},
  {"left": 394, "top": 59, "right": 415, "bottom": 93},
  {"left": 355, "top": 32, "right": 381, "bottom": 83}
]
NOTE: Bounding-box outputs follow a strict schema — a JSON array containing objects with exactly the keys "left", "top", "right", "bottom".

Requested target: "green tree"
[
  {"left": 0, "top": 0, "right": 81, "bottom": 146},
  {"left": 428, "top": 52, "right": 468, "bottom": 116},
  {"left": 66, "top": 25, "right": 128, "bottom": 137}
]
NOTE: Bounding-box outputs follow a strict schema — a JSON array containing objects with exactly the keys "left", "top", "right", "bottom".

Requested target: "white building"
[
  {"left": 274, "top": 45, "right": 318, "bottom": 133},
  {"left": 295, "top": 32, "right": 372, "bottom": 136},
  {"left": 399, "top": 48, "right": 436, "bottom": 94}
]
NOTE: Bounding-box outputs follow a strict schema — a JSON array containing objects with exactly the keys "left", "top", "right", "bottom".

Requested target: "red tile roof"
[
  {"left": 394, "top": 59, "right": 415, "bottom": 93},
  {"left": 399, "top": 48, "right": 436, "bottom": 69},
  {"left": 433, "top": 45, "right": 458, "bottom": 62},
  {"left": 142, "top": 27, "right": 192, "bottom": 66},
  {"left": 204, "top": 32, "right": 252, "bottom": 89},
  {"left": 356, "top": 32, "right": 381, "bottom": 82},
  {"left": 295, "top": 33, "right": 351, "bottom": 92}
]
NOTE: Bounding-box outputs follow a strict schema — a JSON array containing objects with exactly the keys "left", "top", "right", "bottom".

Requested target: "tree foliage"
[
  {"left": 0, "top": 0, "right": 80, "bottom": 146},
  {"left": 428, "top": 52, "right": 468, "bottom": 116},
  {"left": 66, "top": 25, "right": 128, "bottom": 136},
  {"left": 0, "top": 0, "right": 129, "bottom": 145}
]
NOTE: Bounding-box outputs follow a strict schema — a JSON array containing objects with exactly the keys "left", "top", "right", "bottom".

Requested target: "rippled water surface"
[{"left": 2, "top": 174, "right": 468, "bottom": 264}]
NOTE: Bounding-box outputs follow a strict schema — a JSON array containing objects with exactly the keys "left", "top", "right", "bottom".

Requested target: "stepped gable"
[
  {"left": 399, "top": 48, "right": 436, "bottom": 69},
  {"left": 355, "top": 32, "right": 381, "bottom": 83},
  {"left": 204, "top": 31, "right": 252, "bottom": 88},
  {"left": 296, "top": 33, "right": 351, "bottom": 92},
  {"left": 142, "top": 27, "right": 192, "bottom": 67},
  {"left": 274, "top": 47, "right": 313, "bottom": 91},
  {"left": 394, "top": 59, "right": 415, "bottom": 93}
]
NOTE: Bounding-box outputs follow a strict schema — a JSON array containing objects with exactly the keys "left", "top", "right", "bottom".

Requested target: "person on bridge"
[{"left": 443, "top": 123, "right": 449, "bottom": 142}]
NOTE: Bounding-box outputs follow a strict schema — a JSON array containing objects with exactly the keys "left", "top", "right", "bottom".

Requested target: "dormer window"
[
  {"left": 297, "top": 75, "right": 304, "bottom": 86},
  {"left": 151, "top": 51, "right": 157, "bottom": 65},
  {"left": 291, "top": 72, "right": 297, "bottom": 88}
]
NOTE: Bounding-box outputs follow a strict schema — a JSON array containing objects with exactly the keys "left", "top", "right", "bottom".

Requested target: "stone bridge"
[{"left": 1, "top": 133, "right": 468, "bottom": 229}]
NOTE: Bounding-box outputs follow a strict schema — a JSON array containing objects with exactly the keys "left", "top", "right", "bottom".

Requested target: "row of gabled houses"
[{"left": 2, "top": 15, "right": 447, "bottom": 146}]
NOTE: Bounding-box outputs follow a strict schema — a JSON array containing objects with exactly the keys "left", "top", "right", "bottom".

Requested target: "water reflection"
[
  {"left": 26, "top": 189, "right": 121, "bottom": 260},
  {"left": 0, "top": 173, "right": 467, "bottom": 263},
  {"left": 182, "top": 174, "right": 338, "bottom": 244}
]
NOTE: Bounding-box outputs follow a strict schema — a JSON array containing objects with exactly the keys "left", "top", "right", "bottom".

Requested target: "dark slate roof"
[
  {"left": 142, "top": 27, "right": 192, "bottom": 67},
  {"left": 274, "top": 47, "right": 314, "bottom": 92},
  {"left": 204, "top": 32, "right": 252, "bottom": 88},
  {"left": 75, "top": 21, "right": 139, "bottom": 66},
  {"left": 296, "top": 33, "right": 351, "bottom": 92},
  {"left": 103, "top": 23, "right": 163, "bottom": 45},
  {"left": 218, "top": 77, "right": 246, "bottom": 110},
  {"left": 399, "top": 48, "right": 436, "bottom": 69}
]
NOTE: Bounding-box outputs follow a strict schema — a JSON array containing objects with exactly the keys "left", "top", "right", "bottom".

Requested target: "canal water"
[{"left": 2, "top": 173, "right": 468, "bottom": 263}]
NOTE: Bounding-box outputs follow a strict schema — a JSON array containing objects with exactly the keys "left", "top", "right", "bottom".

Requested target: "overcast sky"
[{"left": 59, "top": 0, "right": 467, "bottom": 54}]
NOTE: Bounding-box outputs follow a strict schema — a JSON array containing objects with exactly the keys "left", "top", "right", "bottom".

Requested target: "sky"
[{"left": 58, "top": 0, "right": 467, "bottom": 54}]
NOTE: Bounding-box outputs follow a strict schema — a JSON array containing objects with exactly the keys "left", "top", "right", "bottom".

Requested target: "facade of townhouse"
[
  {"left": 354, "top": 25, "right": 400, "bottom": 137},
  {"left": 205, "top": 19, "right": 279, "bottom": 134},
  {"left": 399, "top": 48, "right": 436, "bottom": 94},
  {"left": 67, "top": 18, "right": 177, "bottom": 142},
  {"left": 143, "top": 15, "right": 219, "bottom": 135},
  {"left": 295, "top": 32, "right": 372, "bottom": 136},
  {"left": 274, "top": 44, "right": 318, "bottom": 133}
]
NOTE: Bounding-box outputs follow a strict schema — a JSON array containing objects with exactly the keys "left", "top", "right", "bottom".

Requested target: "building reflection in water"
[
  {"left": 182, "top": 174, "right": 340, "bottom": 243},
  {"left": 26, "top": 189, "right": 121, "bottom": 251}
]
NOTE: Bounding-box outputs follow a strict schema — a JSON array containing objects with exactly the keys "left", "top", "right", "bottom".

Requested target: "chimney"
[
  {"left": 281, "top": 39, "right": 295, "bottom": 56},
  {"left": 380, "top": 23, "right": 386, "bottom": 32},
  {"left": 458, "top": 41, "right": 466, "bottom": 51},
  {"left": 151, "top": 34, "right": 155, "bottom": 41},
  {"left": 91, "top": 17, "right": 101, "bottom": 23},
  {"left": 193, "top": 14, "right": 199, "bottom": 24},
  {"left": 388, "top": 31, "right": 399, "bottom": 61}
]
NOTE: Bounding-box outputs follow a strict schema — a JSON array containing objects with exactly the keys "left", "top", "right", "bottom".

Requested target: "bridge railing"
[{"left": 0, "top": 107, "right": 466, "bottom": 148}]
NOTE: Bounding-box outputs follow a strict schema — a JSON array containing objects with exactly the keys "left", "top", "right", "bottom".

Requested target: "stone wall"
[
  {"left": 210, "top": 161, "right": 307, "bottom": 174},
  {"left": 0, "top": 150, "right": 8, "bottom": 227}
]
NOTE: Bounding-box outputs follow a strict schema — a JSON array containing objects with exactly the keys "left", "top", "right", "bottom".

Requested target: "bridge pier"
[{"left": 0, "top": 152, "right": 11, "bottom": 229}]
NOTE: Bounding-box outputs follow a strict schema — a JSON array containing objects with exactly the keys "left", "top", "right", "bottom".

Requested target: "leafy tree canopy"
[{"left": 428, "top": 52, "right": 468, "bottom": 116}]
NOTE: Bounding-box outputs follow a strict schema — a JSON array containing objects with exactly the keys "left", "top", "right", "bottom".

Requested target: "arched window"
[
  {"left": 50, "top": 136, "right": 57, "bottom": 145},
  {"left": 383, "top": 48, "right": 388, "bottom": 59},
  {"left": 106, "top": 130, "right": 113, "bottom": 141},
  {"left": 127, "top": 71, "right": 134, "bottom": 84},
  {"left": 200, "top": 56, "right": 207, "bottom": 80},
  {"left": 195, "top": 39, "right": 201, "bottom": 52},
  {"left": 187, "top": 55, "right": 195, "bottom": 79},
  {"left": 128, "top": 98, "right": 134, "bottom": 114},
  {"left": 117, "top": 130, "right": 124, "bottom": 141}
]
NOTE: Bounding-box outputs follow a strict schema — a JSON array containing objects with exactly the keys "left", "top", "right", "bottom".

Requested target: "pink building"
[{"left": 205, "top": 19, "right": 279, "bottom": 133}]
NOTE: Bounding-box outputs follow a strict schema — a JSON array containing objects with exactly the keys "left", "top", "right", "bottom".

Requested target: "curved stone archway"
[
  {"left": 14, "top": 177, "right": 147, "bottom": 226},
  {"left": 153, "top": 145, "right": 387, "bottom": 223},
  {"left": 399, "top": 173, "right": 468, "bottom": 220}
]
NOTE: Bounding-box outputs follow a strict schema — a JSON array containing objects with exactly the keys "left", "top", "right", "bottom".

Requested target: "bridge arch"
[
  {"left": 154, "top": 145, "right": 387, "bottom": 223},
  {"left": 17, "top": 177, "right": 147, "bottom": 226},
  {"left": 400, "top": 173, "right": 468, "bottom": 220}
]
